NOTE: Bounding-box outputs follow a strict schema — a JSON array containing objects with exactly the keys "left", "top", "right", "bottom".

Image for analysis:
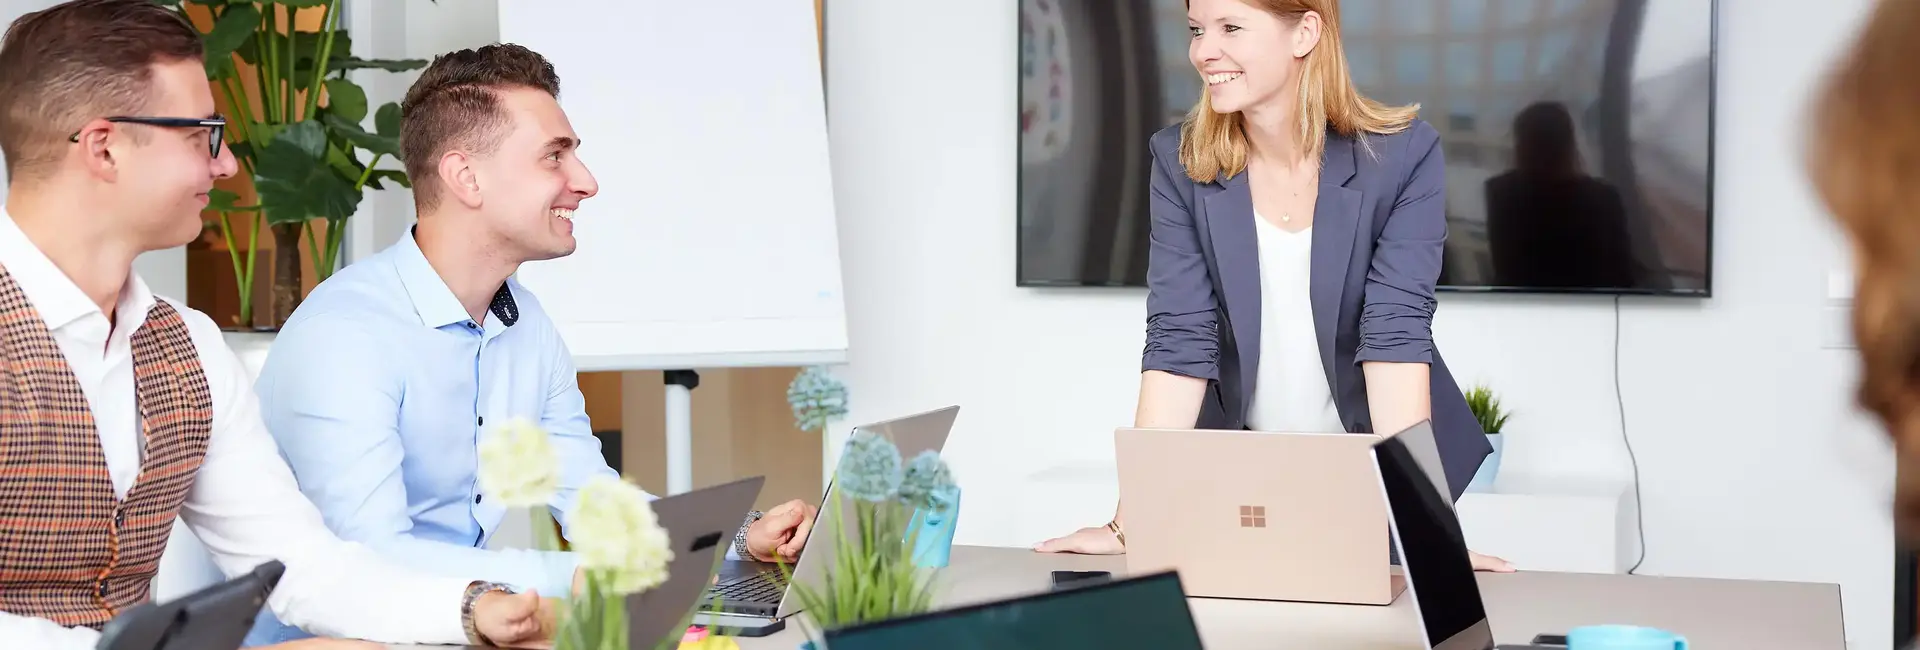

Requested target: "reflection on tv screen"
[{"left": 1017, "top": 0, "right": 1715, "bottom": 296}]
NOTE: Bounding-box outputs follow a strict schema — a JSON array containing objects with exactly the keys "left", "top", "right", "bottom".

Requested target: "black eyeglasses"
[{"left": 68, "top": 116, "right": 227, "bottom": 158}]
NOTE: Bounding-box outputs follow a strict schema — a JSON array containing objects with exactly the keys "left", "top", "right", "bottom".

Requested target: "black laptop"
[{"left": 1374, "top": 422, "right": 1560, "bottom": 650}]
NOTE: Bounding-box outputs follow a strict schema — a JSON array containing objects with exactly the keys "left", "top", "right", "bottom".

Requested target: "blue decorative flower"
[
  {"left": 897, "top": 450, "right": 956, "bottom": 512},
  {"left": 836, "top": 430, "right": 902, "bottom": 502},
  {"left": 787, "top": 366, "right": 849, "bottom": 433}
]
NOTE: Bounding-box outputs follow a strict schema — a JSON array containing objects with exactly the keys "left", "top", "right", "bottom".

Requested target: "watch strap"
[
  {"left": 734, "top": 510, "right": 764, "bottom": 560},
  {"left": 461, "top": 580, "right": 514, "bottom": 646}
]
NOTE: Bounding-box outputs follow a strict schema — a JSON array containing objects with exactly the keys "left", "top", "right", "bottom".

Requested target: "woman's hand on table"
[
  {"left": 1032, "top": 525, "right": 1124, "bottom": 555},
  {"left": 1470, "top": 550, "right": 1515, "bottom": 572}
]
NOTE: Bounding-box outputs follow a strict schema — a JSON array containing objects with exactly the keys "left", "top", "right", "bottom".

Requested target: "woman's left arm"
[{"left": 1358, "top": 123, "right": 1446, "bottom": 436}]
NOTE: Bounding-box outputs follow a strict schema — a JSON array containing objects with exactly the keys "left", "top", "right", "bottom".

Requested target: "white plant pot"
[
  {"left": 220, "top": 330, "right": 276, "bottom": 382},
  {"left": 1466, "top": 432, "right": 1504, "bottom": 493}
]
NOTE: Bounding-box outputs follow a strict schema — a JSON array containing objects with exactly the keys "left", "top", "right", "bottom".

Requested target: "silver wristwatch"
[
  {"left": 461, "top": 580, "right": 515, "bottom": 646},
  {"left": 734, "top": 510, "right": 764, "bottom": 560}
]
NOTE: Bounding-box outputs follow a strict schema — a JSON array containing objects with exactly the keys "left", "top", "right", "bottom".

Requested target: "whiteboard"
[{"left": 497, "top": 0, "right": 847, "bottom": 372}]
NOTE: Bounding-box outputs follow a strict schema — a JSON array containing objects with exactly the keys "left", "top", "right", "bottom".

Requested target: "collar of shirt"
[
  {"left": 391, "top": 228, "right": 519, "bottom": 337},
  {"left": 0, "top": 209, "right": 156, "bottom": 353}
]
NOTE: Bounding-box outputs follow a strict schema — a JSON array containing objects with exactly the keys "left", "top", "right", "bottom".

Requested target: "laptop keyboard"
[{"left": 710, "top": 568, "right": 790, "bottom": 605}]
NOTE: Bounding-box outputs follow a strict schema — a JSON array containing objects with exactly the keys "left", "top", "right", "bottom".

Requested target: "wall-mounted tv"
[{"left": 1017, "top": 0, "right": 1717, "bottom": 296}]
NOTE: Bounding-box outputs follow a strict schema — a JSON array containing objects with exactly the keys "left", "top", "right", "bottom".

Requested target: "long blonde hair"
[{"left": 1178, "top": 0, "right": 1418, "bottom": 183}]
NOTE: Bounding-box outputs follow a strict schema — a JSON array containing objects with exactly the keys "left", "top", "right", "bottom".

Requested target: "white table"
[{"left": 388, "top": 545, "right": 1845, "bottom": 650}]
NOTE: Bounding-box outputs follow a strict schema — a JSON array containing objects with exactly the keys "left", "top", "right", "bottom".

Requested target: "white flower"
[
  {"left": 571, "top": 476, "right": 674, "bottom": 595},
  {"left": 476, "top": 418, "right": 560, "bottom": 508}
]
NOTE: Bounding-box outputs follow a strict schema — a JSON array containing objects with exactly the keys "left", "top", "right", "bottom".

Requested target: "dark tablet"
[
  {"left": 822, "top": 570, "right": 1202, "bottom": 650},
  {"left": 96, "top": 560, "right": 284, "bottom": 650}
]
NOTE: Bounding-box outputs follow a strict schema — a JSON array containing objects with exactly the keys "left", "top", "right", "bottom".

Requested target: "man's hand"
[
  {"left": 746, "top": 499, "right": 818, "bottom": 562},
  {"left": 473, "top": 589, "right": 557, "bottom": 648}
]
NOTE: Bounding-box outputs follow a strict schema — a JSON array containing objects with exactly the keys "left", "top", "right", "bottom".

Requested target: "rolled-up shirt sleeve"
[
  {"left": 1142, "top": 140, "right": 1222, "bottom": 381},
  {"left": 1357, "top": 122, "right": 1446, "bottom": 365}
]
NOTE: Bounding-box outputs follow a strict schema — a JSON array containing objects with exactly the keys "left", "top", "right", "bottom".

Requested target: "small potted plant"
[
  {"left": 1463, "top": 383, "right": 1512, "bottom": 493},
  {"left": 784, "top": 429, "right": 959, "bottom": 649}
]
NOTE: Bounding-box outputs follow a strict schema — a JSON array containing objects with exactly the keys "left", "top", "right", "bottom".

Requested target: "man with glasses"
[{"left": 0, "top": 1, "right": 555, "bottom": 647}]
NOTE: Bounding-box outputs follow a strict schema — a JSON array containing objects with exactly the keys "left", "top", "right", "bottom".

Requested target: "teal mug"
[{"left": 1567, "top": 625, "right": 1687, "bottom": 650}]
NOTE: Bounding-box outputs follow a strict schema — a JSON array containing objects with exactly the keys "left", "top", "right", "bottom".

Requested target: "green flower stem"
[
  {"left": 256, "top": 9, "right": 279, "bottom": 122},
  {"left": 280, "top": 5, "right": 296, "bottom": 123},
  {"left": 216, "top": 209, "right": 264, "bottom": 327},
  {"left": 303, "top": 0, "right": 344, "bottom": 121}
]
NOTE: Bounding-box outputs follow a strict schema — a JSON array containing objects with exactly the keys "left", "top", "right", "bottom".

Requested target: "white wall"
[
  {"left": 340, "top": 0, "right": 502, "bottom": 263},
  {"left": 824, "top": 1, "right": 1895, "bottom": 649}
]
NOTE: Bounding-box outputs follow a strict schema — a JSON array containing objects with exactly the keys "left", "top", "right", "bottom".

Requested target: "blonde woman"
[{"left": 1035, "top": 0, "right": 1512, "bottom": 572}]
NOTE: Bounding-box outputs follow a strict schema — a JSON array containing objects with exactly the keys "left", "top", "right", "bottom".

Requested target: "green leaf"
[
  {"left": 265, "top": 0, "right": 333, "bottom": 7},
  {"left": 332, "top": 56, "right": 431, "bottom": 73},
  {"left": 234, "top": 30, "right": 262, "bottom": 66},
  {"left": 321, "top": 78, "right": 367, "bottom": 123},
  {"left": 247, "top": 122, "right": 285, "bottom": 147},
  {"left": 374, "top": 102, "right": 402, "bottom": 140},
  {"left": 254, "top": 121, "right": 361, "bottom": 224},
  {"left": 205, "top": 54, "right": 237, "bottom": 80},
  {"left": 206, "top": 188, "right": 249, "bottom": 212},
  {"left": 227, "top": 140, "right": 256, "bottom": 165},
  {"left": 324, "top": 140, "right": 360, "bottom": 181},
  {"left": 364, "top": 169, "right": 411, "bottom": 190},
  {"left": 319, "top": 111, "right": 399, "bottom": 157},
  {"left": 202, "top": 3, "right": 259, "bottom": 62}
]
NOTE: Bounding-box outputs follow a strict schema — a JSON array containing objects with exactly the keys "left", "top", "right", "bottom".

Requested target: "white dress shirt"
[
  {"left": 0, "top": 213, "right": 474, "bottom": 648},
  {"left": 1245, "top": 214, "right": 1345, "bottom": 433}
]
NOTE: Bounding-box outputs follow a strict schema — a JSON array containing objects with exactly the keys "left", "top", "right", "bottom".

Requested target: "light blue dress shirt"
[{"left": 244, "top": 230, "right": 635, "bottom": 645}]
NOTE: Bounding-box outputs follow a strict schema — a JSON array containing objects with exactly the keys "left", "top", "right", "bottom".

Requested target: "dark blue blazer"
[{"left": 1140, "top": 119, "right": 1491, "bottom": 500}]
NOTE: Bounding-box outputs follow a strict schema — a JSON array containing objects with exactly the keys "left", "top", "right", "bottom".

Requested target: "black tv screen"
[{"left": 1017, "top": 0, "right": 1716, "bottom": 296}]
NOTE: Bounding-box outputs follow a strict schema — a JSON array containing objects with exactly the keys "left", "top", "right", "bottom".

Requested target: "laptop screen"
[
  {"left": 820, "top": 572, "right": 1204, "bottom": 650},
  {"left": 1374, "top": 431, "right": 1492, "bottom": 648}
]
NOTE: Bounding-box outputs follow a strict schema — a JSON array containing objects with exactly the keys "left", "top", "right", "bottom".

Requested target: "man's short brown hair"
[
  {"left": 0, "top": 0, "right": 204, "bottom": 180},
  {"left": 400, "top": 43, "right": 562, "bottom": 211}
]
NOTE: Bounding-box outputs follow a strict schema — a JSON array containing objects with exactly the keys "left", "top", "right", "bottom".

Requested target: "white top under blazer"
[{"left": 1244, "top": 213, "right": 1344, "bottom": 433}]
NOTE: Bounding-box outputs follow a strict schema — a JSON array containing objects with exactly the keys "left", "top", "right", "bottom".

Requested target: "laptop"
[
  {"left": 1372, "top": 422, "right": 1554, "bottom": 650},
  {"left": 1114, "top": 424, "right": 1408, "bottom": 605},
  {"left": 627, "top": 475, "right": 765, "bottom": 648},
  {"left": 693, "top": 405, "right": 961, "bottom": 633},
  {"left": 819, "top": 570, "right": 1203, "bottom": 650}
]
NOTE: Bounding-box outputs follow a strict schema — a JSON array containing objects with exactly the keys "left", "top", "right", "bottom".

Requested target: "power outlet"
[{"left": 1828, "top": 269, "right": 1855, "bottom": 301}]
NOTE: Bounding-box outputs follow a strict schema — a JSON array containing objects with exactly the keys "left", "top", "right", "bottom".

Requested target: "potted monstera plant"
[{"left": 164, "top": 0, "right": 429, "bottom": 332}]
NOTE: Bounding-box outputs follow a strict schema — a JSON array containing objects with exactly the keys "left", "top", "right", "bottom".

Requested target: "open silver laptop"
[
  {"left": 626, "top": 475, "right": 765, "bottom": 649},
  {"left": 1372, "top": 421, "right": 1554, "bottom": 650},
  {"left": 692, "top": 405, "right": 960, "bottom": 634}
]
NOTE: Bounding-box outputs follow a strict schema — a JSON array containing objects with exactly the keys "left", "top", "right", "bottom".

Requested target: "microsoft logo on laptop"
[{"left": 1238, "top": 505, "right": 1266, "bottom": 528}]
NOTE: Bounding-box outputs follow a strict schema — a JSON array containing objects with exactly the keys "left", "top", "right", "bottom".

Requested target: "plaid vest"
[{"left": 0, "top": 267, "right": 213, "bottom": 628}]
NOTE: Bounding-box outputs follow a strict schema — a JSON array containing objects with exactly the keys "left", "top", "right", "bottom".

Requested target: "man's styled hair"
[
  {"left": 0, "top": 0, "right": 204, "bottom": 180},
  {"left": 400, "top": 43, "right": 562, "bottom": 211}
]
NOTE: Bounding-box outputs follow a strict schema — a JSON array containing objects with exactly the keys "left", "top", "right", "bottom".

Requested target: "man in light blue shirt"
[{"left": 244, "top": 44, "right": 818, "bottom": 646}]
